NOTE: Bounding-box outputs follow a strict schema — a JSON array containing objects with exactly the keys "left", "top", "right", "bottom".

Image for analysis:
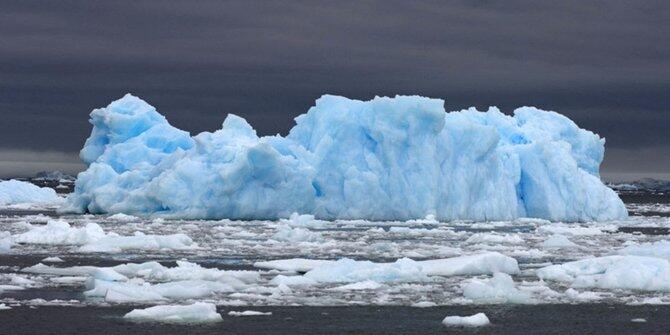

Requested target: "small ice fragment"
[
  {"left": 271, "top": 226, "right": 323, "bottom": 243},
  {"left": 228, "top": 310, "right": 272, "bottom": 316},
  {"left": 123, "top": 302, "right": 222, "bottom": 323},
  {"left": 0, "top": 304, "right": 11, "bottom": 310},
  {"left": 329, "top": 280, "right": 382, "bottom": 291},
  {"left": 631, "top": 318, "right": 647, "bottom": 323},
  {"left": 41, "top": 257, "right": 65, "bottom": 263},
  {"left": 107, "top": 213, "right": 139, "bottom": 222},
  {"left": 462, "top": 272, "right": 531, "bottom": 303},
  {"left": 411, "top": 301, "right": 437, "bottom": 308},
  {"left": 442, "top": 313, "right": 490, "bottom": 327}
]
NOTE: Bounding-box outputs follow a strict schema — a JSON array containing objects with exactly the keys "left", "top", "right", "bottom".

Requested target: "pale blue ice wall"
[{"left": 63, "top": 94, "right": 627, "bottom": 221}]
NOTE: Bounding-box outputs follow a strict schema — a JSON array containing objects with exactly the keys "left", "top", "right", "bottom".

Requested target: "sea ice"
[
  {"left": 12, "top": 220, "right": 196, "bottom": 253},
  {"left": 63, "top": 94, "right": 626, "bottom": 222},
  {"left": 537, "top": 255, "right": 670, "bottom": 291},
  {"left": 259, "top": 252, "right": 519, "bottom": 284},
  {"left": 541, "top": 235, "right": 577, "bottom": 249},
  {"left": 442, "top": 313, "right": 490, "bottom": 327},
  {"left": 618, "top": 240, "right": 670, "bottom": 260},
  {"left": 271, "top": 226, "right": 323, "bottom": 243},
  {"left": 0, "top": 180, "right": 63, "bottom": 206},
  {"left": 462, "top": 272, "right": 531, "bottom": 303},
  {"left": 0, "top": 232, "right": 11, "bottom": 253},
  {"left": 123, "top": 302, "right": 222, "bottom": 323}
]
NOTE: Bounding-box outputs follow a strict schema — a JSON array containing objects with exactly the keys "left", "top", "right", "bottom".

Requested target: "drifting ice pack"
[{"left": 64, "top": 94, "right": 626, "bottom": 221}]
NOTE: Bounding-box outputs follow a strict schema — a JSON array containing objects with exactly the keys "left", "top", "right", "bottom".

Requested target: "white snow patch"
[
  {"left": 442, "top": 313, "right": 490, "bottom": 327},
  {"left": 124, "top": 302, "right": 222, "bottom": 323},
  {"left": 462, "top": 273, "right": 531, "bottom": 303},
  {"left": 537, "top": 255, "right": 670, "bottom": 291}
]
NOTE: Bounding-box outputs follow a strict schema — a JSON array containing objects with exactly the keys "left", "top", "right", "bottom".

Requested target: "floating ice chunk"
[
  {"left": 442, "top": 313, "right": 490, "bottom": 327},
  {"left": 0, "top": 232, "right": 11, "bottom": 253},
  {"left": 269, "top": 275, "right": 317, "bottom": 286},
  {"left": 411, "top": 301, "right": 437, "bottom": 308},
  {"left": 564, "top": 288, "right": 601, "bottom": 301},
  {"left": 0, "top": 304, "right": 11, "bottom": 310},
  {"left": 0, "top": 180, "right": 63, "bottom": 206},
  {"left": 78, "top": 232, "right": 196, "bottom": 253},
  {"left": 305, "top": 258, "right": 427, "bottom": 283},
  {"left": 63, "top": 94, "right": 626, "bottom": 222},
  {"left": 257, "top": 252, "right": 518, "bottom": 283},
  {"left": 23, "top": 263, "right": 128, "bottom": 281},
  {"left": 12, "top": 220, "right": 196, "bottom": 253},
  {"left": 228, "top": 310, "right": 272, "bottom": 316},
  {"left": 618, "top": 240, "right": 670, "bottom": 260},
  {"left": 107, "top": 213, "right": 139, "bottom": 222},
  {"left": 466, "top": 233, "right": 524, "bottom": 245},
  {"left": 417, "top": 252, "right": 520, "bottom": 277},
  {"left": 329, "top": 280, "right": 383, "bottom": 291},
  {"left": 271, "top": 226, "right": 323, "bottom": 243},
  {"left": 537, "top": 224, "right": 604, "bottom": 236},
  {"left": 541, "top": 235, "right": 577, "bottom": 249},
  {"left": 112, "top": 260, "right": 259, "bottom": 284},
  {"left": 302, "top": 252, "right": 519, "bottom": 283},
  {"left": 462, "top": 272, "right": 531, "bottom": 303},
  {"left": 631, "top": 318, "right": 647, "bottom": 323},
  {"left": 13, "top": 220, "right": 105, "bottom": 245},
  {"left": 41, "top": 257, "right": 65, "bottom": 263},
  {"left": 281, "top": 213, "right": 327, "bottom": 229},
  {"left": 254, "top": 259, "right": 332, "bottom": 273},
  {"left": 124, "top": 302, "right": 222, "bottom": 323},
  {"left": 87, "top": 279, "right": 238, "bottom": 302},
  {"left": 537, "top": 255, "right": 670, "bottom": 291}
]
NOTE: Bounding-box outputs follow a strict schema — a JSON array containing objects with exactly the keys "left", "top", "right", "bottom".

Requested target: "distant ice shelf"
[{"left": 62, "top": 94, "right": 626, "bottom": 222}]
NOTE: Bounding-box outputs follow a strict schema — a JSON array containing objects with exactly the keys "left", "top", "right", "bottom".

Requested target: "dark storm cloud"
[{"left": 0, "top": 0, "right": 668, "bottom": 177}]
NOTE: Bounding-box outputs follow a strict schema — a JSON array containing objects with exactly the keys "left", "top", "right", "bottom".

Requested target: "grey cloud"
[{"left": 0, "top": 0, "right": 668, "bottom": 177}]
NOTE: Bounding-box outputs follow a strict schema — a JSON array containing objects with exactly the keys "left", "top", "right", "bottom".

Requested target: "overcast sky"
[{"left": 1, "top": 1, "right": 668, "bottom": 179}]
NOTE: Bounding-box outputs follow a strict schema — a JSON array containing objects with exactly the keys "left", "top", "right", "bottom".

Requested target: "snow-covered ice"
[
  {"left": 123, "top": 302, "right": 222, "bottom": 323},
  {"left": 0, "top": 180, "right": 63, "bottom": 206},
  {"left": 11, "top": 220, "right": 197, "bottom": 253},
  {"left": 62, "top": 94, "right": 626, "bottom": 222},
  {"left": 442, "top": 313, "right": 490, "bottom": 327},
  {"left": 462, "top": 273, "right": 531, "bottom": 303},
  {"left": 537, "top": 255, "right": 670, "bottom": 291}
]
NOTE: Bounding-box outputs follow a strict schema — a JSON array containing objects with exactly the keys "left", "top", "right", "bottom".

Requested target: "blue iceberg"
[{"left": 63, "top": 94, "right": 627, "bottom": 222}]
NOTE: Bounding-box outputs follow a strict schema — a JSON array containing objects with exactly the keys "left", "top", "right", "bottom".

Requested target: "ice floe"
[
  {"left": 442, "top": 313, "right": 490, "bottom": 327},
  {"left": 124, "top": 302, "right": 222, "bottom": 323},
  {"left": 0, "top": 180, "right": 63, "bottom": 206}
]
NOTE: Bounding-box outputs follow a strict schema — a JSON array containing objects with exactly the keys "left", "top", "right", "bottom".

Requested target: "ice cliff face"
[{"left": 63, "top": 94, "right": 627, "bottom": 222}]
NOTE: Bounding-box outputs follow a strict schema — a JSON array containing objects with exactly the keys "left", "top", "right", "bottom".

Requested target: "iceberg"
[{"left": 63, "top": 94, "right": 626, "bottom": 221}]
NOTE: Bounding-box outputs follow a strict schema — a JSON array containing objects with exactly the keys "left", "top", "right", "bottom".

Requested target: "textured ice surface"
[
  {"left": 537, "top": 256, "right": 670, "bottom": 291},
  {"left": 462, "top": 272, "right": 531, "bottom": 303},
  {"left": 0, "top": 180, "right": 63, "bottom": 206},
  {"left": 124, "top": 302, "right": 222, "bottom": 323},
  {"left": 11, "top": 220, "right": 196, "bottom": 253},
  {"left": 63, "top": 94, "right": 625, "bottom": 222},
  {"left": 442, "top": 313, "right": 490, "bottom": 327},
  {"left": 2, "top": 203, "right": 669, "bottom": 308}
]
